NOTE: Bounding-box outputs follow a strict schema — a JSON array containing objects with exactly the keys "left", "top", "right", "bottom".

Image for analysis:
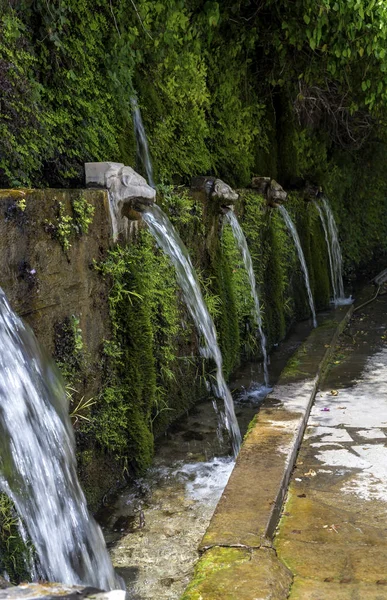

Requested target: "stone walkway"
[{"left": 275, "top": 293, "right": 387, "bottom": 599}]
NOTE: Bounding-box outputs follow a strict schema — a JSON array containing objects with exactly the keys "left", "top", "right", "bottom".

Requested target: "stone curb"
[{"left": 181, "top": 304, "right": 353, "bottom": 599}]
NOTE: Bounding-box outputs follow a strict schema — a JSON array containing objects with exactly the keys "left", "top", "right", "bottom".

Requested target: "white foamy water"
[
  {"left": 0, "top": 289, "right": 121, "bottom": 589},
  {"left": 110, "top": 456, "right": 234, "bottom": 600},
  {"left": 315, "top": 198, "right": 352, "bottom": 305}
]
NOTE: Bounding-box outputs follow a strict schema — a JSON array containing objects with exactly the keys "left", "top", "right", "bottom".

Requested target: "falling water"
[
  {"left": 224, "top": 211, "right": 270, "bottom": 387},
  {"left": 0, "top": 290, "right": 122, "bottom": 590},
  {"left": 314, "top": 201, "right": 337, "bottom": 301},
  {"left": 131, "top": 97, "right": 155, "bottom": 188},
  {"left": 320, "top": 197, "right": 347, "bottom": 303},
  {"left": 278, "top": 205, "right": 317, "bottom": 328},
  {"left": 142, "top": 204, "right": 241, "bottom": 455}
]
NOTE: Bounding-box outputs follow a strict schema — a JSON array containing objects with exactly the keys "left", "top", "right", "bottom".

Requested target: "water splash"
[
  {"left": 142, "top": 204, "right": 241, "bottom": 455},
  {"left": 0, "top": 290, "right": 122, "bottom": 590},
  {"left": 278, "top": 205, "right": 317, "bottom": 328},
  {"left": 131, "top": 97, "right": 155, "bottom": 188},
  {"left": 224, "top": 211, "right": 269, "bottom": 387}
]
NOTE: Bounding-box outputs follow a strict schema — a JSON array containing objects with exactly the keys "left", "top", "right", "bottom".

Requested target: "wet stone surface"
[
  {"left": 0, "top": 583, "right": 125, "bottom": 600},
  {"left": 275, "top": 294, "right": 387, "bottom": 599}
]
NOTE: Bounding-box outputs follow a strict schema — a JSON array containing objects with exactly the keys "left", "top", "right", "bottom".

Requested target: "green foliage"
[
  {"left": 55, "top": 202, "right": 73, "bottom": 252},
  {"left": 0, "top": 494, "right": 32, "bottom": 583},
  {"left": 45, "top": 194, "right": 95, "bottom": 251},
  {"left": 93, "top": 229, "right": 202, "bottom": 470},
  {"left": 72, "top": 194, "right": 95, "bottom": 234},
  {"left": 54, "top": 314, "right": 85, "bottom": 382}
]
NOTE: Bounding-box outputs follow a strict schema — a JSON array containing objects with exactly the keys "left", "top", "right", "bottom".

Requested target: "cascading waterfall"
[
  {"left": 131, "top": 97, "right": 155, "bottom": 189},
  {"left": 0, "top": 289, "right": 122, "bottom": 590},
  {"left": 142, "top": 204, "right": 241, "bottom": 455},
  {"left": 320, "top": 197, "right": 348, "bottom": 303},
  {"left": 224, "top": 211, "right": 270, "bottom": 387},
  {"left": 278, "top": 205, "right": 317, "bottom": 328}
]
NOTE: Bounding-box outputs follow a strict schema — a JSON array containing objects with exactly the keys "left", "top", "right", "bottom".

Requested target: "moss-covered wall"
[
  {"left": 0, "top": 184, "right": 357, "bottom": 515},
  {"left": 0, "top": 176, "right": 385, "bottom": 582},
  {"left": 0, "top": 180, "right": 381, "bottom": 520}
]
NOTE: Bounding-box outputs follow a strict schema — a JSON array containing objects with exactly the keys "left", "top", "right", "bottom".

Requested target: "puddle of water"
[{"left": 97, "top": 316, "right": 322, "bottom": 599}]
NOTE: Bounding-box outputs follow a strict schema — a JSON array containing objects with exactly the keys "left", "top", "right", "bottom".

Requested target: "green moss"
[
  {"left": 93, "top": 228, "right": 206, "bottom": 472},
  {"left": 181, "top": 547, "right": 251, "bottom": 600},
  {"left": 244, "top": 414, "right": 258, "bottom": 440}
]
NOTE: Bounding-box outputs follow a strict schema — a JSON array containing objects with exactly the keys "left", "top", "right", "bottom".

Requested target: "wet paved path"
[{"left": 275, "top": 293, "right": 387, "bottom": 599}]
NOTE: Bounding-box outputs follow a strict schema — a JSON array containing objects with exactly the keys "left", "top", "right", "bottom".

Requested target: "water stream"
[
  {"left": 320, "top": 197, "right": 349, "bottom": 303},
  {"left": 131, "top": 97, "right": 155, "bottom": 189},
  {"left": 278, "top": 205, "right": 317, "bottom": 328},
  {"left": 0, "top": 290, "right": 121, "bottom": 590},
  {"left": 224, "top": 210, "right": 270, "bottom": 387},
  {"left": 314, "top": 201, "right": 336, "bottom": 300},
  {"left": 142, "top": 204, "right": 241, "bottom": 455}
]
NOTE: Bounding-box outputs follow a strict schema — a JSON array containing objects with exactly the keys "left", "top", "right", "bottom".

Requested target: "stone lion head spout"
[
  {"left": 85, "top": 162, "right": 156, "bottom": 241},
  {"left": 211, "top": 179, "right": 239, "bottom": 203},
  {"left": 190, "top": 176, "right": 239, "bottom": 209}
]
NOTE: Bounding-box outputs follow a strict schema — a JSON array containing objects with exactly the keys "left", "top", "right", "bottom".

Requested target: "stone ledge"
[
  {"left": 200, "top": 306, "right": 353, "bottom": 551},
  {"left": 180, "top": 547, "right": 291, "bottom": 600},
  {"left": 182, "top": 304, "right": 353, "bottom": 599}
]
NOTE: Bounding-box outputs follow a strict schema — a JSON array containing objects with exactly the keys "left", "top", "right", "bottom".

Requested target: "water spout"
[
  {"left": 142, "top": 204, "right": 241, "bottom": 455},
  {"left": 278, "top": 205, "right": 317, "bottom": 328},
  {"left": 224, "top": 211, "right": 270, "bottom": 387},
  {"left": 317, "top": 197, "right": 351, "bottom": 305},
  {"left": 0, "top": 290, "right": 122, "bottom": 590},
  {"left": 131, "top": 97, "right": 155, "bottom": 189}
]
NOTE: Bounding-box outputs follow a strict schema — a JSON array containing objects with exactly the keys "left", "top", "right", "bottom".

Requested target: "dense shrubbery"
[{"left": 2, "top": 0, "right": 387, "bottom": 195}]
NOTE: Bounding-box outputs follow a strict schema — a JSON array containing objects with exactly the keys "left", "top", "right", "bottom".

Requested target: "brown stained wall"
[
  {"left": 0, "top": 189, "right": 120, "bottom": 508},
  {"left": 0, "top": 188, "right": 111, "bottom": 379}
]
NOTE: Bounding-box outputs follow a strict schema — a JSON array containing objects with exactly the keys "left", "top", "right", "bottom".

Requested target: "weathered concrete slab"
[
  {"left": 181, "top": 547, "right": 291, "bottom": 600},
  {"left": 290, "top": 577, "right": 387, "bottom": 599},
  {"left": 200, "top": 306, "right": 353, "bottom": 551},
  {"left": 276, "top": 295, "right": 387, "bottom": 598}
]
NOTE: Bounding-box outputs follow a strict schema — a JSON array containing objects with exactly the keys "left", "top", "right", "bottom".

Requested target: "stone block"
[{"left": 85, "top": 162, "right": 124, "bottom": 188}]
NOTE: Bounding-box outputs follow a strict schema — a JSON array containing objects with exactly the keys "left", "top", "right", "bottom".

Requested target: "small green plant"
[
  {"left": 45, "top": 201, "right": 73, "bottom": 252},
  {"left": 72, "top": 194, "right": 95, "bottom": 235},
  {"left": 56, "top": 202, "right": 73, "bottom": 252},
  {"left": 0, "top": 494, "right": 32, "bottom": 583},
  {"left": 70, "top": 315, "right": 83, "bottom": 353},
  {"left": 54, "top": 314, "right": 85, "bottom": 383},
  {"left": 45, "top": 196, "right": 95, "bottom": 252},
  {"left": 196, "top": 270, "right": 222, "bottom": 319},
  {"left": 15, "top": 197, "right": 26, "bottom": 212}
]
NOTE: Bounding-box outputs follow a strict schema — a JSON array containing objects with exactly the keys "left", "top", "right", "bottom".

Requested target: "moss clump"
[{"left": 93, "top": 228, "right": 205, "bottom": 473}]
